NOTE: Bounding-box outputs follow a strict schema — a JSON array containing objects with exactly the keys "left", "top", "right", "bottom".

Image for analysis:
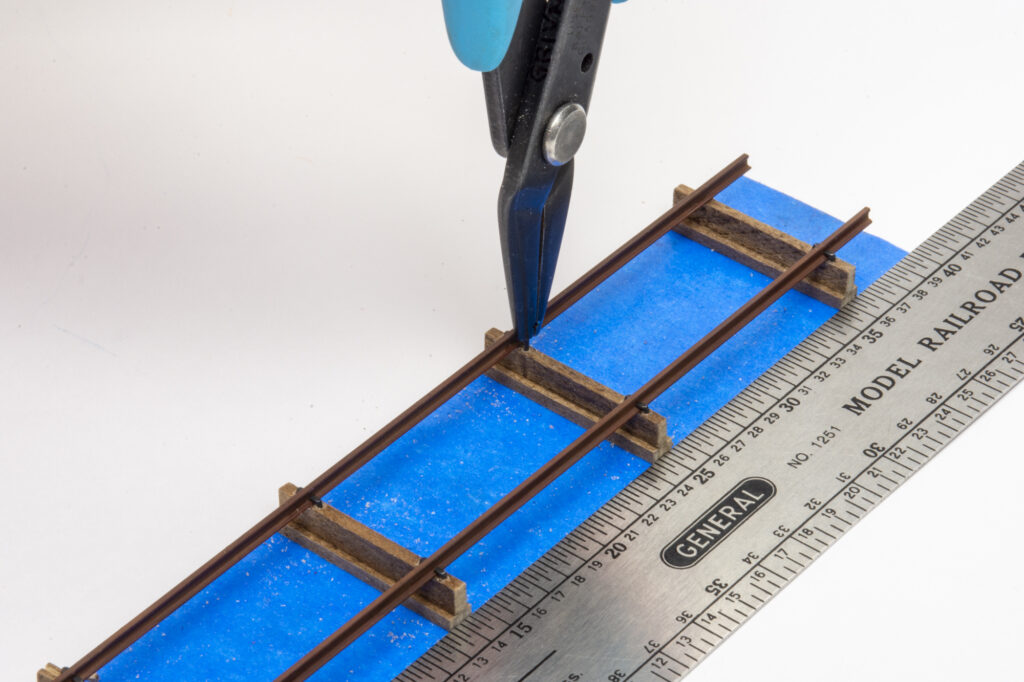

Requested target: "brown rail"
[
  {"left": 275, "top": 207, "right": 872, "bottom": 681},
  {"left": 54, "top": 154, "right": 750, "bottom": 682}
]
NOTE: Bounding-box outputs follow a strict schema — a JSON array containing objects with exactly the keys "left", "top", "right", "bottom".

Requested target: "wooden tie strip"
[
  {"left": 37, "top": 665, "right": 97, "bottom": 682},
  {"left": 274, "top": 209, "right": 872, "bottom": 681},
  {"left": 52, "top": 154, "right": 751, "bottom": 682},
  {"left": 673, "top": 184, "right": 857, "bottom": 308},
  {"left": 278, "top": 484, "right": 470, "bottom": 630},
  {"left": 483, "top": 327, "right": 672, "bottom": 461}
]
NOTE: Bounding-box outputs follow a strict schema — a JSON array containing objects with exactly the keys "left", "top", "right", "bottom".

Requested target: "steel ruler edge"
[{"left": 397, "top": 162, "right": 1024, "bottom": 682}]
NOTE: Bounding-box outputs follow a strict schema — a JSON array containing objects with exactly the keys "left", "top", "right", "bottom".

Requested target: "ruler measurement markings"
[
  {"left": 934, "top": 225, "right": 967, "bottom": 242},
  {"left": 842, "top": 297, "right": 877, "bottom": 315},
  {"left": 656, "top": 453, "right": 697, "bottom": 474},
  {"left": 961, "top": 206, "right": 989, "bottom": 222},
  {"left": 687, "top": 428, "right": 723, "bottom": 449},
  {"left": 634, "top": 383, "right": 971, "bottom": 679},
  {"left": 477, "top": 603, "right": 511, "bottom": 626},
  {"left": 886, "top": 269, "right": 916, "bottom": 286},
  {"left": 788, "top": 345, "right": 820, "bottom": 363},
  {"left": 696, "top": 421, "right": 732, "bottom": 442},
  {"left": 876, "top": 274, "right": 911, "bottom": 293},
  {"left": 922, "top": 238, "right": 958, "bottom": 255},
  {"left": 674, "top": 441, "right": 708, "bottom": 459},
  {"left": 900, "top": 253, "right": 932, "bottom": 269},
  {"left": 868, "top": 282, "right": 900, "bottom": 303},
  {"left": 907, "top": 248, "right": 943, "bottom": 266},
  {"left": 773, "top": 358, "right": 804, "bottom": 380},
  {"left": 832, "top": 307, "right": 871, "bottom": 327},
  {"left": 880, "top": 265, "right": 920, "bottom": 284},
  {"left": 687, "top": 188, "right": 1009, "bottom": 627},
  {"left": 404, "top": 164, "right": 1024, "bottom": 681},
  {"left": 816, "top": 326, "right": 855, "bottom": 347},
  {"left": 974, "top": 200, "right": 1009, "bottom": 219},
  {"left": 717, "top": 403, "right": 754, "bottom": 421},
  {"left": 711, "top": 411, "right": 747, "bottom": 432},
  {"left": 977, "top": 194, "right": 1005, "bottom": 209},
  {"left": 629, "top": 334, "right": 1022, "bottom": 679},
  {"left": 646, "top": 465, "right": 687, "bottom": 489},
  {"left": 801, "top": 338, "right": 838, "bottom": 356},
  {"left": 621, "top": 485, "right": 656, "bottom": 504},
  {"left": 633, "top": 476, "right": 675, "bottom": 498},
  {"left": 941, "top": 222, "right": 978, "bottom": 241},
  {"left": 480, "top": 599, "right": 516, "bottom": 622}
]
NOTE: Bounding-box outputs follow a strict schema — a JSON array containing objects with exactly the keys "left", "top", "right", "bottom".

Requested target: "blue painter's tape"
[{"left": 98, "top": 177, "right": 906, "bottom": 680}]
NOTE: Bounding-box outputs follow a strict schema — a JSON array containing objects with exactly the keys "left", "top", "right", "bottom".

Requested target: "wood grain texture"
[
  {"left": 484, "top": 328, "right": 672, "bottom": 462},
  {"left": 278, "top": 483, "right": 470, "bottom": 630},
  {"left": 673, "top": 184, "right": 856, "bottom": 308},
  {"left": 37, "top": 664, "right": 97, "bottom": 682}
]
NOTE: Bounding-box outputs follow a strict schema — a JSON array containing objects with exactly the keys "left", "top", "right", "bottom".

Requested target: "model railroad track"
[{"left": 54, "top": 154, "right": 874, "bottom": 682}]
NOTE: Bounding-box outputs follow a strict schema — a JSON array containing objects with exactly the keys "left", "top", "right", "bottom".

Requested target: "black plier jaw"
[{"left": 484, "top": 0, "right": 612, "bottom": 344}]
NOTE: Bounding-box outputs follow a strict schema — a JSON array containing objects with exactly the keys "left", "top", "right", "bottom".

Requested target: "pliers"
[{"left": 443, "top": 0, "right": 617, "bottom": 344}]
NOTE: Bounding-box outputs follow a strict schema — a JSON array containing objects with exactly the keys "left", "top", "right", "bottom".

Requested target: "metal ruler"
[{"left": 399, "top": 163, "right": 1024, "bottom": 682}]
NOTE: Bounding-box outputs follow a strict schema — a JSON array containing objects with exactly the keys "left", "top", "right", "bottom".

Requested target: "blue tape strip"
[{"left": 98, "top": 177, "right": 905, "bottom": 680}]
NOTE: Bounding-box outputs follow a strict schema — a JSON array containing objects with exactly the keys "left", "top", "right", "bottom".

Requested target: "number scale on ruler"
[{"left": 399, "top": 163, "right": 1024, "bottom": 682}]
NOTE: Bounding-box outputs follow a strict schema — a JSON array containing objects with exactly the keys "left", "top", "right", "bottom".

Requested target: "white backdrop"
[{"left": 3, "top": 1, "right": 1022, "bottom": 680}]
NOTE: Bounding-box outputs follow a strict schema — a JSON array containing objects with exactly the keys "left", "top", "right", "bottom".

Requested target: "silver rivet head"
[{"left": 542, "top": 102, "right": 587, "bottom": 167}]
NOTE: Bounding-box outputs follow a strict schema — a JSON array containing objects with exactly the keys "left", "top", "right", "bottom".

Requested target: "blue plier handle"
[
  {"left": 442, "top": 0, "right": 525, "bottom": 72},
  {"left": 442, "top": 0, "right": 627, "bottom": 72},
  {"left": 443, "top": 0, "right": 618, "bottom": 343}
]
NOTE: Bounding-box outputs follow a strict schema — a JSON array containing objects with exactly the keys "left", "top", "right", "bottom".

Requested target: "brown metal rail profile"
[
  {"left": 275, "top": 207, "right": 872, "bottom": 681},
  {"left": 54, "top": 154, "right": 751, "bottom": 682}
]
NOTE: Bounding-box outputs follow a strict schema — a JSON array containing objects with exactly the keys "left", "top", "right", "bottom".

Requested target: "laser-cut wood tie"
[
  {"left": 673, "top": 184, "right": 857, "bottom": 308},
  {"left": 278, "top": 483, "right": 470, "bottom": 630},
  {"left": 38, "top": 664, "right": 98, "bottom": 682},
  {"left": 483, "top": 328, "right": 673, "bottom": 462}
]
